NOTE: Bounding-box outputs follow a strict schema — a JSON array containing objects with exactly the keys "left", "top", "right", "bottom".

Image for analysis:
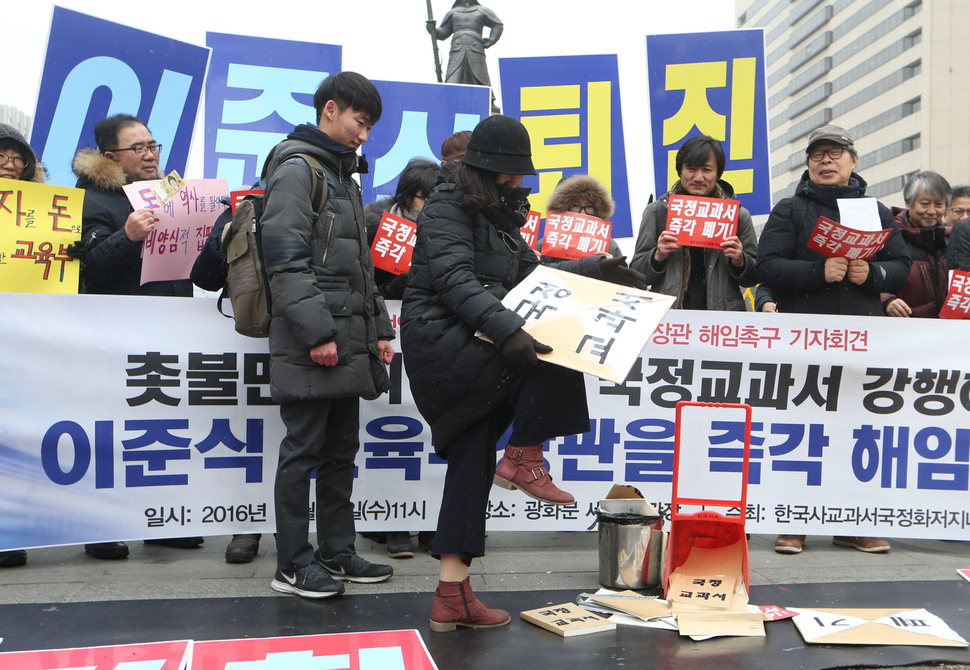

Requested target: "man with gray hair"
[
  {"left": 882, "top": 171, "right": 951, "bottom": 318},
  {"left": 946, "top": 185, "right": 970, "bottom": 228}
]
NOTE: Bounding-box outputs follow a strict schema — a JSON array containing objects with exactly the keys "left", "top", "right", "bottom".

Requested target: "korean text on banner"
[
  {"left": 371, "top": 211, "right": 416, "bottom": 275},
  {"left": 496, "top": 266, "right": 675, "bottom": 383},
  {"left": 542, "top": 211, "right": 613, "bottom": 260},
  {"left": 123, "top": 179, "right": 229, "bottom": 284},
  {"left": 646, "top": 30, "right": 771, "bottom": 216},
  {"left": 33, "top": 7, "right": 209, "bottom": 187},
  {"left": 806, "top": 217, "right": 891, "bottom": 260},
  {"left": 204, "top": 32, "right": 341, "bottom": 189},
  {"left": 499, "top": 54, "right": 633, "bottom": 238},
  {"left": 666, "top": 194, "right": 739, "bottom": 250},
  {"left": 521, "top": 210, "right": 541, "bottom": 250},
  {"left": 0, "top": 180, "right": 83, "bottom": 293},
  {"left": 940, "top": 270, "right": 970, "bottom": 319}
]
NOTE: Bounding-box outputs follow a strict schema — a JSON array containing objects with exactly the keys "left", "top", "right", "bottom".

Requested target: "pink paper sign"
[
  {"left": 520, "top": 209, "right": 540, "bottom": 249},
  {"left": 541, "top": 210, "right": 612, "bottom": 260},
  {"left": 806, "top": 216, "right": 890, "bottom": 260},
  {"left": 666, "top": 194, "right": 739, "bottom": 249},
  {"left": 124, "top": 179, "right": 229, "bottom": 285},
  {"left": 939, "top": 270, "right": 970, "bottom": 319},
  {"left": 371, "top": 211, "right": 416, "bottom": 275}
]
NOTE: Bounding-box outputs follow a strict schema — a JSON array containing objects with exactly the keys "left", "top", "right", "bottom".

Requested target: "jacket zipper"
[{"left": 320, "top": 210, "right": 336, "bottom": 267}]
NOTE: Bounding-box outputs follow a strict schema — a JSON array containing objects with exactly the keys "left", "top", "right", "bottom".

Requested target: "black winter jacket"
[
  {"left": 73, "top": 149, "right": 192, "bottom": 296},
  {"left": 260, "top": 124, "right": 393, "bottom": 403},
  {"left": 401, "top": 184, "right": 602, "bottom": 448},
  {"left": 756, "top": 171, "right": 911, "bottom": 315}
]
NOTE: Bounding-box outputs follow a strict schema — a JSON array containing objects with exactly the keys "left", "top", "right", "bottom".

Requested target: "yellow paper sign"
[{"left": 0, "top": 180, "right": 84, "bottom": 293}]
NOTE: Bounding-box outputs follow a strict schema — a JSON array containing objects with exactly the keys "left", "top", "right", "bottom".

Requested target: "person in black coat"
[
  {"left": 756, "top": 124, "right": 911, "bottom": 557},
  {"left": 401, "top": 115, "right": 646, "bottom": 632}
]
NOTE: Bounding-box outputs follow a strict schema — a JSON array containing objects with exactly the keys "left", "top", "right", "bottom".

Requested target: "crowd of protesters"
[{"left": 5, "top": 69, "right": 970, "bottom": 633}]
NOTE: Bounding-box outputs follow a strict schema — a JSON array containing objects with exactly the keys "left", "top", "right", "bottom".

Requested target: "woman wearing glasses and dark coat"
[
  {"left": 72, "top": 113, "right": 192, "bottom": 297},
  {"left": 756, "top": 125, "right": 910, "bottom": 317},
  {"left": 401, "top": 115, "right": 646, "bottom": 632}
]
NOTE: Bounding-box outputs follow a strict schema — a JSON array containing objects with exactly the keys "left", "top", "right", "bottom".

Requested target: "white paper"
[{"left": 837, "top": 198, "right": 881, "bottom": 232}]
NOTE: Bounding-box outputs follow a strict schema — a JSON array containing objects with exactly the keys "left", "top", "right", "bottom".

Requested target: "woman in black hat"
[{"left": 401, "top": 115, "right": 645, "bottom": 632}]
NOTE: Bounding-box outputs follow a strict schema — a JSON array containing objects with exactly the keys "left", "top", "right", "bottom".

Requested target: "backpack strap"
[{"left": 293, "top": 152, "right": 330, "bottom": 218}]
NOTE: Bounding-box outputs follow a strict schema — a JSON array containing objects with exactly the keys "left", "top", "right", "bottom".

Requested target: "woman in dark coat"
[{"left": 401, "top": 115, "right": 644, "bottom": 632}]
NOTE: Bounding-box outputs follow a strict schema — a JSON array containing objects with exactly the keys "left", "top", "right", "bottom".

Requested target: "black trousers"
[
  {"left": 274, "top": 396, "right": 359, "bottom": 571},
  {"left": 433, "top": 363, "right": 590, "bottom": 566}
]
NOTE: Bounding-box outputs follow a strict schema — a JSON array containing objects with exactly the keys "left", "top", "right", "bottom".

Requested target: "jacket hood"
[
  {"left": 795, "top": 169, "right": 868, "bottom": 205},
  {"left": 892, "top": 206, "right": 949, "bottom": 252},
  {"left": 0, "top": 123, "right": 42, "bottom": 182},
  {"left": 547, "top": 174, "right": 614, "bottom": 219},
  {"left": 73, "top": 148, "right": 128, "bottom": 191},
  {"left": 284, "top": 123, "right": 368, "bottom": 175}
]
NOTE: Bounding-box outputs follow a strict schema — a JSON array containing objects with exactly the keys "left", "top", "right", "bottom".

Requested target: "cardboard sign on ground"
[
  {"left": 520, "top": 602, "right": 617, "bottom": 637},
  {"left": 790, "top": 608, "right": 968, "bottom": 647},
  {"left": 0, "top": 640, "right": 191, "bottom": 670},
  {"left": 497, "top": 265, "right": 675, "bottom": 383}
]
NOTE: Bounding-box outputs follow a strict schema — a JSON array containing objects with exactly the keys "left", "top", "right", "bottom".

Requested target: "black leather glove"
[
  {"left": 501, "top": 328, "right": 553, "bottom": 367},
  {"left": 600, "top": 256, "right": 649, "bottom": 290}
]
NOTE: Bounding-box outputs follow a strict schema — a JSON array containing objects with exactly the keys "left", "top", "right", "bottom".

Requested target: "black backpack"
[{"left": 218, "top": 152, "right": 329, "bottom": 337}]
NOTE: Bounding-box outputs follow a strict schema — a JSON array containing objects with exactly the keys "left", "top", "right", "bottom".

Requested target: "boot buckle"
[
  {"left": 527, "top": 466, "right": 546, "bottom": 483},
  {"left": 510, "top": 447, "right": 524, "bottom": 461}
]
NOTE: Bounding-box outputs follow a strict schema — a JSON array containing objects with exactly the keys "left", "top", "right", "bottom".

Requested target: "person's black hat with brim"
[{"left": 461, "top": 115, "right": 537, "bottom": 176}]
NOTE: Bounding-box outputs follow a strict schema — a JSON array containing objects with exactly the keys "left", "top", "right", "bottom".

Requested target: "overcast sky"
[{"left": 9, "top": 1, "right": 735, "bottom": 233}]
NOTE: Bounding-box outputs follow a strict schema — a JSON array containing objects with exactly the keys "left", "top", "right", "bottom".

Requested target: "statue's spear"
[{"left": 426, "top": 0, "right": 444, "bottom": 83}]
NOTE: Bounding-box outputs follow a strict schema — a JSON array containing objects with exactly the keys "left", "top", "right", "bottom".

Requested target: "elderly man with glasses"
[
  {"left": 70, "top": 114, "right": 199, "bottom": 561},
  {"left": 756, "top": 124, "right": 911, "bottom": 557}
]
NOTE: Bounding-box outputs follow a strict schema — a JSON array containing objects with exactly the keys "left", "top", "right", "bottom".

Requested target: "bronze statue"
[{"left": 427, "top": 0, "right": 503, "bottom": 111}]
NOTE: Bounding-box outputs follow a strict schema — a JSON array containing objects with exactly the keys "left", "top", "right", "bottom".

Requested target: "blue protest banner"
[
  {"left": 498, "top": 55, "right": 633, "bottom": 239},
  {"left": 362, "top": 81, "right": 488, "bottom": 204},
  {"left": 32, "top": 7, "right": 210, "bottom": 188},
  {"left": 646, "top": 29, "right": 771, "bottom": 215},
  {"left": 203, "top": 33, "right": 341, "bottom": 190}
]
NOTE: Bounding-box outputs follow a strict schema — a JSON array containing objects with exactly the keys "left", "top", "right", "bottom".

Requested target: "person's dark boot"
[
  {"left": 430, "top": 577, "right": 510, "bottom": 632},
  {"left": 494, "top": 445, "right": 574, "bottom": 504}
]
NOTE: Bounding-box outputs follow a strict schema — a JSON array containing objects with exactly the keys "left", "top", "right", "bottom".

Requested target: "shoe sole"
[
  {"left": 492, "top": 475, "right": 574, "bottom": 506},
  {"left": 225, "top": 552, "right": 257, "bottom": 564},
  {"left": 324, "top": 571, "right": 393, "bottom": 584},
  {"left": 430, "top": 617, "right": 511, "bottom": 633},
  {"left": 387, "top": 550, "right": 414, "bottom": 559},
  {"left": 271, "top": 579, "right": 345, "bottom": 598},
  {"left": 774, "top": 545, "right": 803, "bottom": 554},
  {"left": 832, "top": 539, "right": 890, "bottom": 553}
]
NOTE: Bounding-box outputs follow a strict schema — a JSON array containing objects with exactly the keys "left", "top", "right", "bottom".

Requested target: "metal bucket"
[{"left": 596, "top": 500, "right": 663, "bottom": 589}]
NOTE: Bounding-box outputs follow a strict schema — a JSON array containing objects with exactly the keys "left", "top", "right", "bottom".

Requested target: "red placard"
[
  {"left": 666, "top": 194, "right": 739, "bottom": 249},
  {"left": 541, "top": 210, "right": 612, "bottom": 260},
  {"left": 806, "top": 216, "right": 890, "bottom": 260},
  {"left": 370, "top": 211, "right": 416, "bottom": 275},
  {"left": 192, "top": 630, "right": 438, "bottom": 670},
  {"left": 520, "top": 209, "right": 540, "bottom": 249},
  {"left": 0, "top": 640, "right": 191, "bottom": 670},
  {"left": 229, "top": 189, "right": 263, "bottom": 213},
  {"left": 939, "top": 270, "right": 970, "bottom": 319}
]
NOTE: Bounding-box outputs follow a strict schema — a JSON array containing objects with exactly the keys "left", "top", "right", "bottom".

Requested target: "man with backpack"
[{"left": 259, "top": 72, "right": 395, "bottom": 598}]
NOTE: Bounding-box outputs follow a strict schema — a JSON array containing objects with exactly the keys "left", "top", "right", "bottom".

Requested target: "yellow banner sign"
[{"left": 0, "top": 180, "right": 84, "bottom": 293}]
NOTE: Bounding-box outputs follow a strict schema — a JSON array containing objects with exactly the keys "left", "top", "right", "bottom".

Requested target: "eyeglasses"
[
  {"left": 108, "top": 143, "right": 162, "bottom": 157},
  {"left": 808, "top": 146, "right": 845, "bottom": 162},
  {"left": 567, "top": 204, "right": 598, "bottom": 216},
  {"left": 0, "top": 153, "right": 25, "bottom": 169},
  {"left": 949, "top": 208, "right": 970, "bottom": 218}
]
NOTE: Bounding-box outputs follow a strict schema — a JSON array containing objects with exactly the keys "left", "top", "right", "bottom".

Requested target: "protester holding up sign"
[
  {"left": 631, "top": 135, "right": 758, "bottom": 310},
  {"left": 0, "top": 123, "right": 43, "bottom": 570},
  {"left": 540, "top": 174, "right": 622, "bottom": 261},
  {"left": 401, "top": 115, "right": 646, "bottom": 632},
  {"left": 756, "top": 124, "right": 911, "bottom": 556},
  {"left": 881, "top": 171, "right": 952, "bottom": 318}
]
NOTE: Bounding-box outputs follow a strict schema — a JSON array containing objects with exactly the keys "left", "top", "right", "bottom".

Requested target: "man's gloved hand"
[
  {"left": 501, "top": 328, "right": 553, "bottom": 367},
  {"left": 600, "top": 256, "right": 649, "bottom": 290}
]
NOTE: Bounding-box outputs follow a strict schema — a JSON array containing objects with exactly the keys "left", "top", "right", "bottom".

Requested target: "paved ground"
[{"left": 1, "top": 532, "right": 967, "bottom": 604}]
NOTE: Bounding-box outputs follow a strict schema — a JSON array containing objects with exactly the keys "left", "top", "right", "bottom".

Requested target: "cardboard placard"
[
  {"left": 666, "top": 194, "right": 739, "bottom": 249},
  {"left": 495, "top": 266, "right": 675, "bottom": 383},
  {"left": 521, "top": 602, "right": 617, "bottom": 637},
  {"left": 541, "top": 210, "right": 612, "bottom": 259},
  {"left": 790, "top": 608, "right": 968, "bottom": 647},
  {"left": 0, "top": 179, "right": 83, "bottom": 293},
  {"left": 371, "top": 211, "right": 416, "bottom": 275},
  {"left": 939, "top": 270, "right": 970, "bottom": 319},
  {"left": 806, "top": 216, "right": 891, "bottom": 260}
]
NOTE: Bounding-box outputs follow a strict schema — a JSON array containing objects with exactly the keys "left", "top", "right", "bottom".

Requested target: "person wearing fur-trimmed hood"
[{"left": 541, "top": 174, "right": 622, "bottom": 260}]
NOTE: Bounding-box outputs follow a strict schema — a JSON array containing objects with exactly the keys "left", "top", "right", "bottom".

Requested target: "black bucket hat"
[{"left": 461, "top": 115, "right": 536, "bottom": 176}]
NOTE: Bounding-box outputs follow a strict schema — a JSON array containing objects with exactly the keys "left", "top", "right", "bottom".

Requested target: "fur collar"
[
  {"left": 547, "top": 174, "right": 614, "bottom": 219},
  {"left": 72, "top": 148, "right": 128, "bottom": 190}
]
